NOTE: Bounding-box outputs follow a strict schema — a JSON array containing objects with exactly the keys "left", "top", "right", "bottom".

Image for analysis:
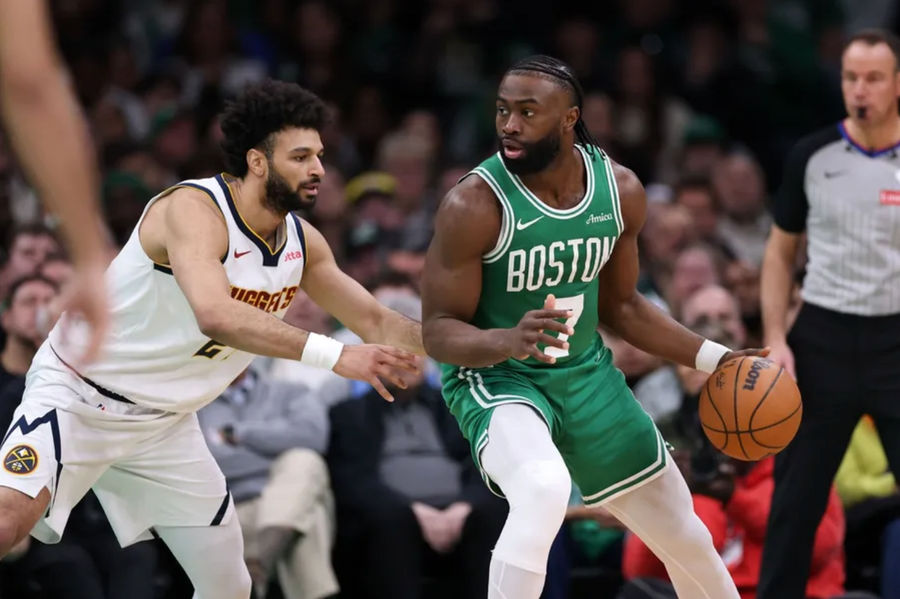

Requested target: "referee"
[{"left": 759, "top": 29, "right": 900, "bottom": 598}]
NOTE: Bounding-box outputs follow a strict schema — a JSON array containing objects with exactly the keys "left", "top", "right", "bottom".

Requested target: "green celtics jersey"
[{"left": 468, "top": 144, "right": 622, "bottom": 367}]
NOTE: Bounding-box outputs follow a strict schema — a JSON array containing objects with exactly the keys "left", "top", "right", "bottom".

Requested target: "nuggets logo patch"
[{"left": 4, "top": 445, "right": 38, "bottom": 474}]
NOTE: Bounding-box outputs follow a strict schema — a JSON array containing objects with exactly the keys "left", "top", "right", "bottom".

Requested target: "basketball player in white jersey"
[{"left": 0, "top": 79, "right": 423, "bottom": 598}]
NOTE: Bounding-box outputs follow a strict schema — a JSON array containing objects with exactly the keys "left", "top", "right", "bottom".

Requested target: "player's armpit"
[
  {"left": 421, "top": 179, "right": 513, "bottom": 367},
  {"left": 298, "top": 221, "right": 424, "bottom": 354},
  {"left": 596, "top": 163, "right": 707, "bottom": 369}
]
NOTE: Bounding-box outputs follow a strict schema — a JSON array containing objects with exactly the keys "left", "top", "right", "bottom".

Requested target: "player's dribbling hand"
[
  {"left": 762, "top": 339, "right": 796, "bottom": 380},
  {"left": 502, "top": 294, "right": 573, "bottom": 364},
  {"left": 718, "top": 346, "right": 771, "bottom": 368},
  {"left": 332, "top": 344, "right": 421, "bottom": 402}
]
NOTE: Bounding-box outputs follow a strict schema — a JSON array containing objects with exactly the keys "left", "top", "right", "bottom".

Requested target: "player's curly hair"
[{"left": 219, "top": 79, "right": 328, "bottom": 176}]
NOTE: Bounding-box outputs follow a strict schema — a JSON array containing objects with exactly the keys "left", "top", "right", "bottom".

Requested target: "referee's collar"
[{"left": 838, "top": 121, "right": 900, "bottom": 158}]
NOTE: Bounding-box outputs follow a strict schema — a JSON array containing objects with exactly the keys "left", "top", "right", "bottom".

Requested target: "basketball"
[{"left": 698, "top": 356, "right": 802, "bottom": 461}]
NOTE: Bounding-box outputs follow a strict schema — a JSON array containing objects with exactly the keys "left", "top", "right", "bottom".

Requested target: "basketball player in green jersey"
[
  {"left": 0, "top": 0, "right": 108, "bottom": 364},
  {"left": 422, "top": 56, "right": 765, "bottom": 598}
]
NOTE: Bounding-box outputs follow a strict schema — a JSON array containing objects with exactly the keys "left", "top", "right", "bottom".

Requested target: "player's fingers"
[
  {"left": 534, "top": 318, "right": 573, "bottom": 335},
  {"left": 543, "top": 293, "right": 556, "bottom": 310},
  {"left": 376, "top": 345, "right": 417, "bottom": 361},
  {"left": 527, "top": 345, "right": 556, "bottom": 364},
  {"left": 529, "top": 309, "right": 573, "bottom": 321},
  {"left": 369, "top": 376, "right": 394, "bottom": 402},
  {"left": 537, "top": 333, "right": 568, "bottom": 349},
  {"left": 375, "top": 365, "right": 409, "bottom": 389},
  {"left": 376, "top": 350, "right": 419, "bottom": 372}
]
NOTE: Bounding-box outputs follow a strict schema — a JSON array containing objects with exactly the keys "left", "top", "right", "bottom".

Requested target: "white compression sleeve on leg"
[
  {"left": 604, "top": 462, "right": 739, "bottom": 599},
  {"left": 157, "top": 515, "right": 252, "bottom": 599},
  {"left": 481, "top": 404, "right": 571, "bottom": 598}
]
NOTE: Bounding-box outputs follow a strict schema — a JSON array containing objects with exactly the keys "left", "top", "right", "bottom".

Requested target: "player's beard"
[
  {"left": 264, "top": 161, "right": 315, "bottom": 213},
  {"left": 499, "top": 130, "right": 562, "bottom": 175}
]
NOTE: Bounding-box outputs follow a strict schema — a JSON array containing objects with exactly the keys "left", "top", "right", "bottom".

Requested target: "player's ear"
[
  {"left": 246, "top": 147, "right": 267, "bottom": 178},
  {"left": 563, "top": 106, "right": 579, "bottom": 132}
]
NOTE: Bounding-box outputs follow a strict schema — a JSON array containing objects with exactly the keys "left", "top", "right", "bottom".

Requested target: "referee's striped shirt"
[{"left": 773, "top": 122, "right": 900, "bottom": 316}]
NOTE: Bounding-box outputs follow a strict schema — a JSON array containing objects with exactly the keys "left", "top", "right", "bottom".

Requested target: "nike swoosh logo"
[
  {"left": 233, "top": 249, "right": 252, "bottom": 259},
  {"left": 516, "top": 216, "right": 544, "bottom": 230},
  {"left": 823, "top": 170, "right": 846, "bottom": 179}
]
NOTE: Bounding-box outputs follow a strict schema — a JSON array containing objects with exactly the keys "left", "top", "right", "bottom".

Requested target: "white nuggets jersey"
[{"left": 47, "top": 174, "right": 307, "bottom": 413}]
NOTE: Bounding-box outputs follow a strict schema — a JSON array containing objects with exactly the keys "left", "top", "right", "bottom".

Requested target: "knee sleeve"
[{"left": 482, "top": 405, "right": 571, "bottom": 573}]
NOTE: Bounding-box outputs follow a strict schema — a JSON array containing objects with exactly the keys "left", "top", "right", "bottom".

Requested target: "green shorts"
[{"left": 441, "top": 337, "right": 668, "bottom": 506}]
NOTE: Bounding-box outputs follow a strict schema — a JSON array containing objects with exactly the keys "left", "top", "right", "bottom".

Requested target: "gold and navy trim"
[
  {"left": 216, "top": 173, "right": 287, "bottom": 267},
  {"left": 290, "top": 213, "right": 307, "bottom": 266},
  {"left": 149, "top": 181, "right": 229, "bottom": 274}
]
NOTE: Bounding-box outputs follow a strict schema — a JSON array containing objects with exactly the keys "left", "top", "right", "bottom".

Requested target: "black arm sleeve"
[
  {"left": 771, "top": 125, "right": 841, "bottom": 233},
  {"left": 772, "top": 141, "right": 811, "bottom": 233}
]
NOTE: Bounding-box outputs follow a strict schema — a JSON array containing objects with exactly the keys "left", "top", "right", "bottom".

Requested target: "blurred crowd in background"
[{"left": 1, "top": 0, "right": 900, "bottom": 598}]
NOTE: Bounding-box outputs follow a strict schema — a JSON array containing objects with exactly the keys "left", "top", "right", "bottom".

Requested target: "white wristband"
[
  {"left": 300, "top": 333, "right": 344, "bottom": 371},
  {"left": 695, "top": 339, "right": 731, "bottom": 374}
]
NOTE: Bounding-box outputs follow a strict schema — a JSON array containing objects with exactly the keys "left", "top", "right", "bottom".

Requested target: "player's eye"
[
  {"left": 523, "top": 109, "right": 535, "bottom": 117},
  {"left": 496, "top": 106, "right": 508, "bottom": 116}
]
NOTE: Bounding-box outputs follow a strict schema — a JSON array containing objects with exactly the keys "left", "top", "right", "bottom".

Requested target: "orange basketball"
[{"left": 698, "top": 356, "right": 802, "bottom": 461}]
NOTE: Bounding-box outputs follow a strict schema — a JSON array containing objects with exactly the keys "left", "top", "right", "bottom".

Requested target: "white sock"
[{"left": 488, "top": 558, "right": 546, "bottom": 599}]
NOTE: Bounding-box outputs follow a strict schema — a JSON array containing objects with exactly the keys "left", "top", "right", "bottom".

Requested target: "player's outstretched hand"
[
  {"left": 718, "top": 346, "right": 771, "bottom": 368},
  {"left": 332, "top": 344, "right": 421, "bottom": 402},
  {"left": 502, "top": 293, "right": 573, "bottom": 364},
  {"left": 58, "top": 261, "right": 109, "bottom": 367}
]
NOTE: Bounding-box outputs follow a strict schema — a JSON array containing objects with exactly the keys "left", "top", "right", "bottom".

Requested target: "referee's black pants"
[{"left": 758, "top": 303, "right": 900, "bottom": 599}]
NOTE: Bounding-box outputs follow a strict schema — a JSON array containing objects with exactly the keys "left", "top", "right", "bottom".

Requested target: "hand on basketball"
[
  {"left": 332, "top": 344, "right": 421, "bottom": 402},
  {"left": 764, "top": 339, "right": 796, "bottom": 380},
  {"left": 502, "top": 294, "right": 573, "bottom": 364},
  {"left": 718, "top": 346, "right": 770, "bottom": 368}
]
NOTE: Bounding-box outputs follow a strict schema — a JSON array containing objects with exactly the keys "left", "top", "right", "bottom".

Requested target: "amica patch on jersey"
[{"left": 4, "top": 445, "right": 38, "bottom": 474}]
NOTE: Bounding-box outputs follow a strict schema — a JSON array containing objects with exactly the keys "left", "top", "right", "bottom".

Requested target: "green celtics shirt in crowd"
[{"left": 446, "top": 143, "right": 623, "bottom": 374}]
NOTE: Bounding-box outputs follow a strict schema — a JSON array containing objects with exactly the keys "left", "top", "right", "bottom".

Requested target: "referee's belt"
[{"left": 49, "top": 344, "right": 137, "bottom": 405}]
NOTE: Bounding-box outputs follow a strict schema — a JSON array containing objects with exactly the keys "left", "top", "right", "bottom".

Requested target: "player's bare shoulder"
[
  {"left": 433, "top": 173, "right": 502, "bottom": 256},
  {"left": 609, "top": 159, "right": 648, "bottom": 231},
  {"left": 140, "top": 185, "right": 227, "bottom": 265}
]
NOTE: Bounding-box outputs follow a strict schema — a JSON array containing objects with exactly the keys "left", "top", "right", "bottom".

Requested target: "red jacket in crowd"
[{"left": 622, "top": 457, "right": 846, "bottom": 599}]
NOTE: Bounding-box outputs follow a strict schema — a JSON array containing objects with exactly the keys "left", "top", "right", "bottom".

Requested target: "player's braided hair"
[
  {"left": 506, "top": 55, "right": 600, "bottom": 157},
  {"left": 219, "top": 79, "right": 328, "bottom": 176}
]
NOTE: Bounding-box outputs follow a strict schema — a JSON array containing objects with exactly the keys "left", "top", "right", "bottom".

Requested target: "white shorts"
[{"left": 0, "top": 344, "right": 233, "bottom": 547}]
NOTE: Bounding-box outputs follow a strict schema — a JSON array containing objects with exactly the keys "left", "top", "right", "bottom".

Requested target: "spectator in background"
[
  {"left": 712, "top": 152, "right": 772, "bottom": 267},
  {"left": 602, "top": 327, "right": 681, "bottom": 426},
  {"left": 665, "top": 243, "right": 723, "bottom": 318},
  {"left": 678, "top": 115, "right": 729, "bottom": 179},
  {"left": 638, "top": 202, "right": 695, "bottom": 301},
  {"left": 724, "top": 260, "right": 764, "bottom": 346},
  {"left": 39, "top": 255, "right": 74, "bottom": 289},
  {"left": 0, "top": 275, "right": 58, "bottom": 431},
  {"left": 835, "top": 416, "right": 900, "bottom": 598},
  {"left": 0, "top": 224, "right": 60, "bottom": 299},
  {"left": 673, "top": 173, "right": 736, "bottom": 259},
  {"left": 199, "top": 365, "right": 339, "bottom": 599},
  {"left": 620, "top": 453, "right": 849, "bottom": 599},
  {"left": 680, "top": 285, "right": 747, "bottom": 350},
  {"left": 328, "top": 352, "right": 506, "bottom": 599}
]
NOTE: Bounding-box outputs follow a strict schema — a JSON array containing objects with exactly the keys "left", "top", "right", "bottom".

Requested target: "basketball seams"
[
  {"left": 701, "top": 401, "right": 803, "bottom": 435},
  {"left": 733, "top": 357, "right": 749, "bottom": 459},
  {"left": 701, "top": 374, "right": 729, "bottom": 451},
  {"left": 748, "top": 366, "right": 783, "bottom": 431},
  {"left": 745, "top": 403, "right": 803, "bottom": 448}
]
